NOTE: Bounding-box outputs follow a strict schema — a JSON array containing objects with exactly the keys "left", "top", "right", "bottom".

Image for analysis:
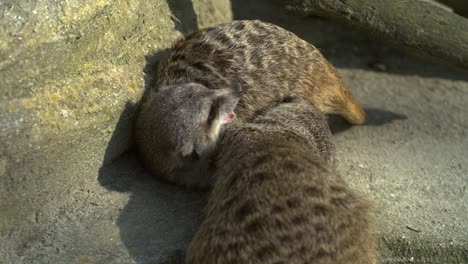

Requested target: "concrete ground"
[{"left": 2, "top": 0, "right": 467, "bottom": 263}]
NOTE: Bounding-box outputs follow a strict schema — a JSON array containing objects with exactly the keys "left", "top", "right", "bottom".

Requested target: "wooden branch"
[
  {"left": 436, "top": 0, "right": 468, "bottom": 17},
  {"left": 286, "top": 0, "right": 468, "bottom": 70}
]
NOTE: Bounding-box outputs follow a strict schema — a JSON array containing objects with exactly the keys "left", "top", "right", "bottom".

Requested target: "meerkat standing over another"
[
  {"left": 135, "top": 20, "right": 366, "bottom": 187},
  {"left": 186, "top": 97, "right": 376, "bottom": 264}
]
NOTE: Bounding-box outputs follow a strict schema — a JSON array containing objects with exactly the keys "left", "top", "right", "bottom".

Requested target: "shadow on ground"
[
  {"left": 328, "top": 108, "right": 408, "bottom": 134},
  {"left": 98, "top": 81, "right": 206, "bottom": 264},
  {"left": 98, "top": 150, "right": 206, "bottom": 263},
  {"left": 97, "top": 1, "right": 206, "bottom": 263}
]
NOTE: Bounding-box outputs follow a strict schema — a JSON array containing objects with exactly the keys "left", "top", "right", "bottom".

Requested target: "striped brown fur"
[
  {"left": 135, "top": 20, "right": 365, "bottom": 187},
  {"left": 186, "top": 98, "right": 376, "bottom": 264}
]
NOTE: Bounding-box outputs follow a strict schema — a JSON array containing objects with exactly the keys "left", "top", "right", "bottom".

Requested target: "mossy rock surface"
[{"left": 0, "top": 0, "right": 231, "bottom": 262}]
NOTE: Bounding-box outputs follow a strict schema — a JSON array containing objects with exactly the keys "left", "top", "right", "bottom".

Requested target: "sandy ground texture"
[{"left": 2, "top": 0, "right": 467, "bottom": 263}]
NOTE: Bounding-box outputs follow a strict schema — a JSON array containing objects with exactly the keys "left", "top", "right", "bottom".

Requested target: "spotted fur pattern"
[
  {"left": 135, "top": 20, "right": 365, "bottom": 187},
  {"left": 186, "top": 99, "right": 376, "bottom": 264},
  {"left": 156, "top": 20, "right": 365, "bottom": 123}
]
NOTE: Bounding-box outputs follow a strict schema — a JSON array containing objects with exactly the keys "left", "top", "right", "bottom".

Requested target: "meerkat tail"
[
  {"left": 314, "top": 59, "right": 366, "bottom": 125},
  {"left": 339, "top": 93, "right": 366, "bottom": 125},
  {"left": 313, "top": 88, "right": 366, "bottom": 125}
]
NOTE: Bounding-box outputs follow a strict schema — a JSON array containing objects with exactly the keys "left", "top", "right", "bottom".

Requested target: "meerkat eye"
[
  {"left": 207, "top": 99, "right": 220, "bottom": 125},
  {"left": 207, "top": 104, "right": 216, "bottom": 124}
]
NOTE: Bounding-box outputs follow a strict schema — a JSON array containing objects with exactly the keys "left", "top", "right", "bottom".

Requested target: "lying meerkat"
[
  {"left": 186, "top": 97, "right": 376, "bottom": 264},
  {"left": 135, "top": 20, "right": 366, "bottom": 187}
]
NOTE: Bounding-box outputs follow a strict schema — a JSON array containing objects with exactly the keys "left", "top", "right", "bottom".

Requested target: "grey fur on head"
[{"left": 135, "top": 82, "right": 242, "bottom": 187}]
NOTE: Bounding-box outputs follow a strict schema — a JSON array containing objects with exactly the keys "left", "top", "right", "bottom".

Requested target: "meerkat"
[
  {"left": 135, "top": 20, "right": 366, "bottom": 187},
  {"left": 186, "top": 97, "right": 376, "bottom": 264}
]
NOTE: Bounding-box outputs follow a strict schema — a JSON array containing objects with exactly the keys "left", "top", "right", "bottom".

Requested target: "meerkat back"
[
  {"left": 156, "top": 20, "right": 365, "bottom": 124},
  {"left": 135, "top": 20, "right": 367, "bottom": 187},
  {"left": 186, "top": 98, "right": 376, "bottom": 264}
]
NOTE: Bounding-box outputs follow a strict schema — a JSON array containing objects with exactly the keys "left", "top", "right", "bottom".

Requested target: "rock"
[
  {"left": 0, "top": 0, "right": 231, "bottom": 262},
  {"left": 285, "top": 0, "right": 468, "bottom": 71}
]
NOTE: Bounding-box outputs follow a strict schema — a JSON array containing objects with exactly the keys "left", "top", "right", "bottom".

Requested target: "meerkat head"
[{"left": 140, "top": 82, "right": 242, "bottom": 185}]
